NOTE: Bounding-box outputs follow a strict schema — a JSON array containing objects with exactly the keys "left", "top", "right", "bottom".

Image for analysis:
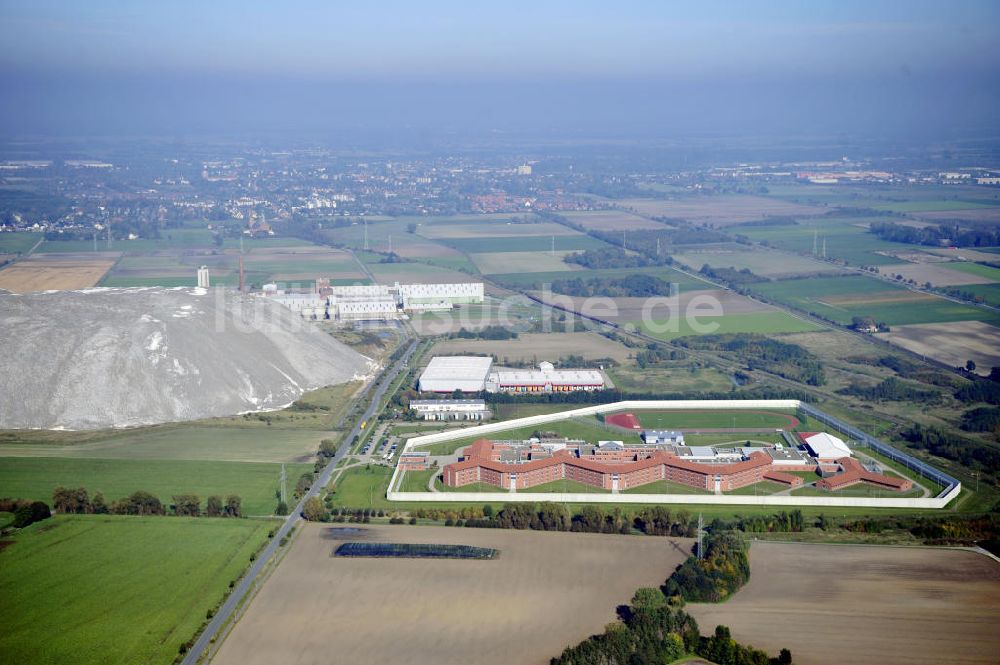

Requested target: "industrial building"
[
  {"left": 417, "top": 357, "right": 608, "bottom": 394},
  {"left": 418, "top": 356, "right": 494, "bottom": 393},
  {"left": 409, "top": 399, "right": 491, "bottom": 421},
  {"left": 440, "top": 432, "right": 910, "bottom": 494},
  {"left": 264, "top": 281, "right": 484, "bottom": 321},
  {"left": 486, "top": 361, "right": 606, "bottom": 393}
]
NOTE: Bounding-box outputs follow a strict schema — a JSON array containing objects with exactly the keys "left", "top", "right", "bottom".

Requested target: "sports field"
[
  {"left": 687, "top": 542, "right": 1000, "bottom": 665},
  {"left": 0, "top": 515, "right": 270, "bottom": 665},
  {"left": 0, "top": 253, "right": 118, "bottom": 292},
  {"left": 606, "top": 410, "right": 800, "bottom": 431},
  {"left": 211, "top": 524, "right": 691, "bottom": 665},
  {"left": 0, "top": 457, "right": 311, "bottom": 515}
]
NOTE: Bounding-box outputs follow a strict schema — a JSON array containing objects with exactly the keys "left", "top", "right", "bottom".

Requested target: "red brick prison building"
[
  {"left": 440, "top": 434, "right": 913, "bottom": 493},
  {"left": 442, "top": 439, "right": 805, "bottom": 492}
]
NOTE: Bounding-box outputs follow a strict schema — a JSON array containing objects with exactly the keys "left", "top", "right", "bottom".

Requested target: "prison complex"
[{"left": 441, "top": 434, "right": 913, "bottom": 494}]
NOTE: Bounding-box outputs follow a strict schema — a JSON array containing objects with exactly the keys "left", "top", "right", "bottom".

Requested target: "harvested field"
[
  {"left": 533, "top": 289, "right": 773, "bottom": 323},
  {"left": 886, "top": 321, "right": 1000, "bottom": 375},
  {"left": 367, "top": 262, "right": 480, "bottom": 284},
  {"left": 430, "top": 332, "right": 633, "bottom": 364},
  {"left": 912, "top": 207, "right": 1000, "bottom": 223},
  {"left": 470, "top": 250, "right": 582, "bottom": 274},
  {"left": 213, "top": 524, "right": 691, "bottom": 665},
  {"left": 618, "top": 196, "right": 823, "bottom": 226},
  {"left": 878, "top": 262, "right": 998, "bottom": 286},
  {"left": 673, "top": 249, "right": 842, "bottom": 278},
  {"left": 419, "top": 221, "right": 580, "bottom": 238},
  {"left": 922, "top": 248, "right": 1000, "bottom": 264},
  {"left": 686, "top": 542, "right": 1000, "bottom": 665},
  {"left": 0, "top": 253, "right": 118, "bottom": 292},
  {"left": 560, "top": 210, "right": 668, "bottom": 231}
]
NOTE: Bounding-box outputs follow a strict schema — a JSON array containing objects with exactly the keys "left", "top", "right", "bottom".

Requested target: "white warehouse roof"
[
  {"left": 418, "top": 356, "right": 493, "bottom": 393},
  {"left": 803, "top": 432, "right": 852, "bottom": 460}
]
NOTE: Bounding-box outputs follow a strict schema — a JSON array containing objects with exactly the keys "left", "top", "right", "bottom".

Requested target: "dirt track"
[
  {"left": 212, "top": 524, "right": 691, "bottom": 665},
  {"left": 686, "top": 542, "right": 1000, "bottom": 665}
]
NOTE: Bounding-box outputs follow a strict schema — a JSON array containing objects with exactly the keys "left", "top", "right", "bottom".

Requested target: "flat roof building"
[
  {"left": 409, "top": 399, "right": 491, "bottom": 421},
  {"left": 486, "top": 362, "right": 605, "bottom": 393},
  {"left": 800, "top": 432, "right": 852, "bottom": 461},
  {"left": 418, "top": 356, "right": 494, "bottom": 393}
]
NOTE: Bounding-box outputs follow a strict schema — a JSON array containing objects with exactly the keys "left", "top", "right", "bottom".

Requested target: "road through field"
[{"left": 181, "top": 338, "right": 417, "bottom": 665}]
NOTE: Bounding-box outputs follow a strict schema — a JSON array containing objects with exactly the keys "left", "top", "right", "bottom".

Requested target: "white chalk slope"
[{"left": 0, "top": 287, "right": 375, "bottom": 429}]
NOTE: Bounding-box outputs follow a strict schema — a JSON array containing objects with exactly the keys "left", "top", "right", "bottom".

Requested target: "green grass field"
[
  {"left": 439, "top": 235, "right": 610, "bottom": 253},
  {"left": 0, "top": 515, "right": 270, "bottom": 665},
  {"left": 0, "top": 457, "right": 312, "bottom": 515},
  {"left": 749, "top": 275, "right": 1000, "bottom": 326},
  {"left": 621, "top": 479, "right": 711, "bottom": 495},
  {"left": 399, "top": 468, "right": 437, "bottom": 492},
  {"left": 729, "top": 217, "right": 920, "bottom": 266},
  {"left": 628, "top": 410, "right": 799, "bottom": 430},
  {"left": 520, "top": 478, "right": 610, "bottom": 493},
  {"left": 725, "top": 480, "right": 789, "bottom": 495},
  {"left": 491, "top": 265, "right": 711, "bottom": 290},
  {"left": 944, "top": 261, "right": 1000, "bottom": 282},
  {"left": 0, "top": 232, "right": 41, "bottom": 254},
  {"left": 607, "top": 365, "right": 735, "bottom": 393},
  {"left": 0, "top": 426, "right": 328, "bottom": 463},
  {"left": 637, "top": 310, "right": 821, "bottom": 341}
]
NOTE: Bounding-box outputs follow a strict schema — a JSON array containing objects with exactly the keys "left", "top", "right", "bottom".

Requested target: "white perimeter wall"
[{"left": 386, "top": 400, "right": 960, "bottom": 509}]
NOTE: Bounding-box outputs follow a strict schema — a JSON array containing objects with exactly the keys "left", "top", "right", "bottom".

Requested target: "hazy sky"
[{"left": 1, "top": 1, "right": 998, "bottom": 139}]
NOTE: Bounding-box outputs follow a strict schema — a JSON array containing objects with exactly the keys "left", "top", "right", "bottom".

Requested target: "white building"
[
  {"left": 802, "top": 432, "right": 852, "bottom": 461},
  {"left": 409, "top": 399, "right": 491, "bottom": 421},
  {"left": 642, "top": 430, "right": 685, "bottom": 445},
  {"left": 486, "top": 361, "right": 606, "bottom": 393},
  {"left": 196, "top": 266, "right": 210, "bottom": 289},
  {"left": 418, "top": 356, "right": 494, "bottom": 393},
  {"left": 266, "top": 281, "right": 484, "bottom": 321}
]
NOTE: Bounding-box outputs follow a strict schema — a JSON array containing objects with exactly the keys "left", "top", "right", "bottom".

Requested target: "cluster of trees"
[
  {"left": 552, "top": 534, "right": 791, "bottom": 665},
  {"left": 549, "top": 273, "right": 677, "bottom": 298},
  {"left": 51, "top": 486, "right": 242, "bottom": 517},
  {"left": 452, "top": 325, "right": 518, "bottom": 340},
  {"left": 961, "top": 407, "right": 1000, "bottom": 433},
  {"left": 663, "top": 532, "right": 751, "bottom": 603},
  {"left": 0, "top": 498, "right": 52, "bottom": 529},
  {"left": 634, "top": 342, "right": 688, "bottom": 369},
  {"left": 673, "top": 334, "right": 826, "bottom": 386},
  {"left": 869, "top": 221, "right": 1000, "bottom": 248},
  {"left": 837, "top": 377, "right": 940, "bottom": 402},
  {"left": 699, "top": 264, "right": 767, "bottom": 286},
  {"left": 850, "top": 315, "right": 890, "bottom": 333},
  {"left": 900, "top": 424, "right": 1000, "bottom": 479},
  {"left": 955, "top": 379, "right": 1000, "bottom": 405},
  {"left": 564, "top": 247, "right": 660, "bottom": 270}
]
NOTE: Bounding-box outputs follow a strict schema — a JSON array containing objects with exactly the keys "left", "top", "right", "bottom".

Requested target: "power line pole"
[
  {"left": 551, "top": 235, "right": 555, "bottom": 257},
  {"left": 363, "top": 218, "right": 369, "bottom": 250},
  {"left": 697, "top": 513, "right": 704, "bottom": 559},
  {"left": 279, "top": 464, "right": 287, "bottom": 506}
]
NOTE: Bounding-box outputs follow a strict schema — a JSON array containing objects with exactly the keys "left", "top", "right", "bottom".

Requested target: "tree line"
[
  {"left": 548, "top": 273, "right": 677, "bottom": 298},
  {"left": 51, "top": 486, "right": 243, "bottom": 517},
  {"left": 869, "top": 220, "right": 1000, "bottom": 248}
]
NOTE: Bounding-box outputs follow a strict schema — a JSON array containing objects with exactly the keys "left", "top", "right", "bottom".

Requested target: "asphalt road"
[{"left": 182, "top": 337, "right": 417, "bottom": 665}]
